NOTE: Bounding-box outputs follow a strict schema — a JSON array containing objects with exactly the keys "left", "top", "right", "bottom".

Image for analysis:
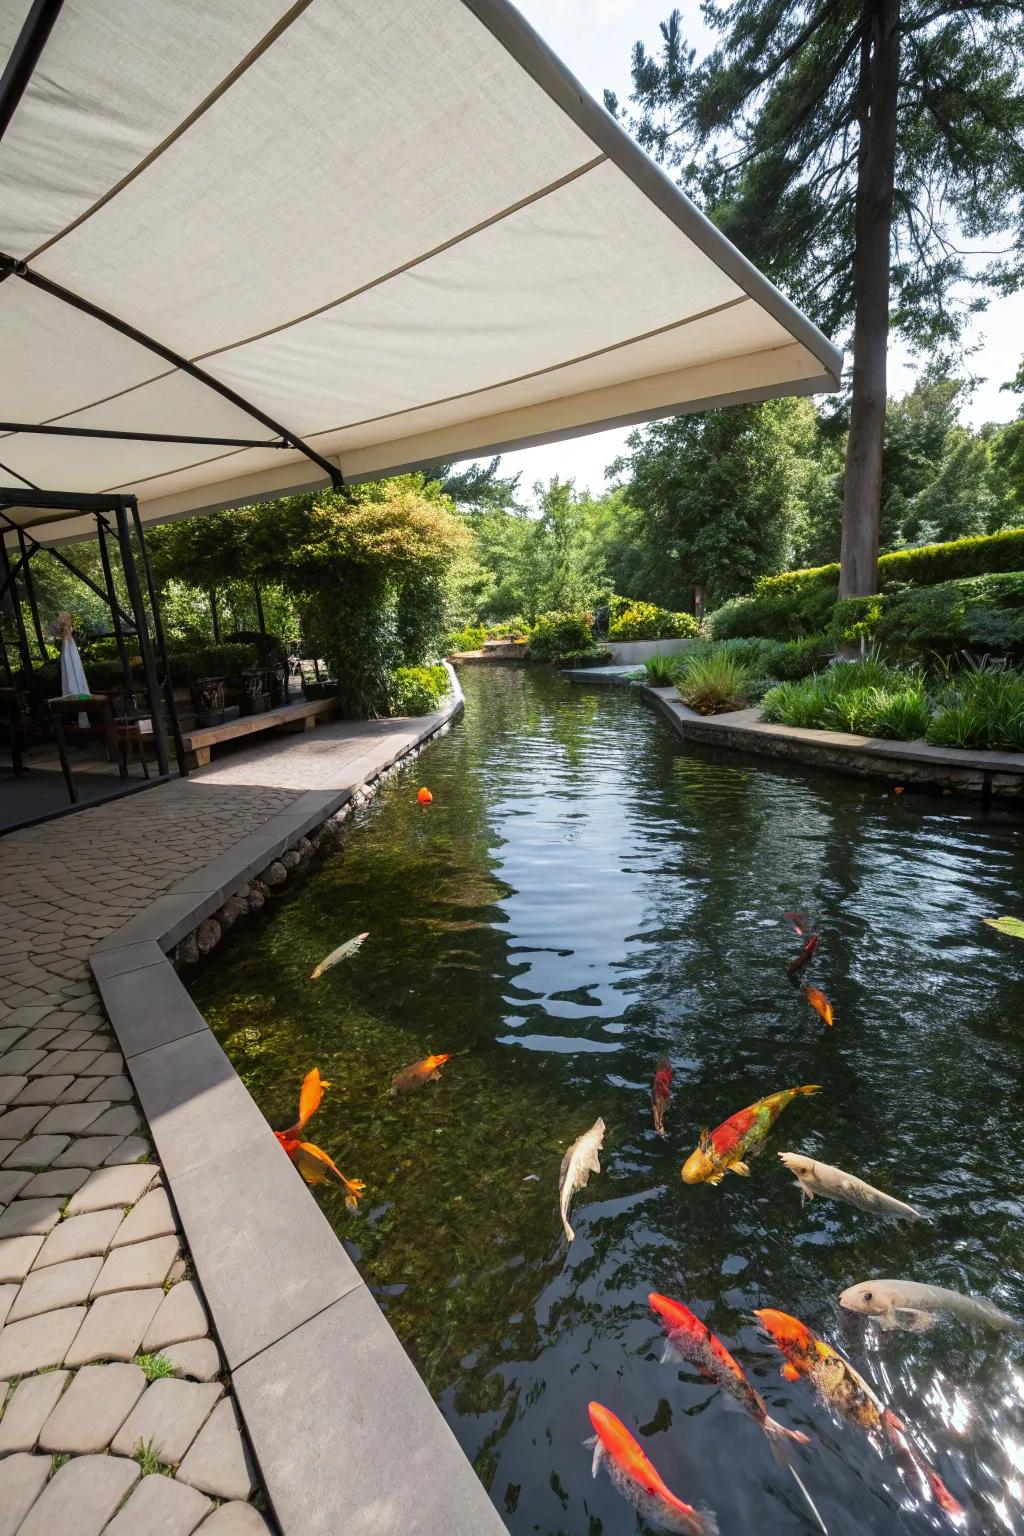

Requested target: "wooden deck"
[{"left": 181, "top": 697, "right": 336, "bottom": 767}]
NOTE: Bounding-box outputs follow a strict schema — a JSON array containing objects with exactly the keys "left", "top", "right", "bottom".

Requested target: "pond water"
[{"left": 191, "top": 665, "right": 1024, "bottom": 1536}]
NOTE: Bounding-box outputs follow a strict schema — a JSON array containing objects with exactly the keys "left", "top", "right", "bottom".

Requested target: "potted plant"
[
  {"left": 192, "top": 676, "right": 225, "bottom": 727},
  {"left": 241, "top": 666, "right": 270, "bottom": 715}
]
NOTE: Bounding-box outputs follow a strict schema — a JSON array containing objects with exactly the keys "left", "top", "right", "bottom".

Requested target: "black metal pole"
[
  {"left": 0, "top": 0, "right": 64, "bottom": 145},
  {"left": 96, "top": 515, "right": 134, "bottom": 703},
  {"left": 0, "top": 623, "right": 12, "bottom": 683},
  {"left": 114, "top": 500, "right": 169, "bottom": 777},
  {"left": 0, "top": 512, "right": 136, "bottom": 629},
  {"left": 18, "top": 531, "right": 48, "bottom": 661},
  {"left": 131, "top": 501, "right": 187, "bottom": 779},
  {"left": 0, "top": 536, "right": 32, "bottom": 675}
]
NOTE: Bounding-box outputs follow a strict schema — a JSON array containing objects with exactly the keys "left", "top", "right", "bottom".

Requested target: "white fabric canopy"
[{"left": 0, "top": 0, "right": 842, "bottom": 545}]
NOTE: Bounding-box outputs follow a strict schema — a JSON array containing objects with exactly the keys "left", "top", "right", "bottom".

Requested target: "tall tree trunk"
[
  {"left": 253, "top": 582, "right": 266, "bottom": 635},
  {"left": 209, "top": 587, "right": 221, "bottom": 643},
  {"left": 839, "top": 0, "right": 900, "bottom": 599}
]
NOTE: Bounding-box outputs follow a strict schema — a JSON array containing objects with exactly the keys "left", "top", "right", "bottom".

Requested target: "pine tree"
[{"left": 607, "top": 2, "right": 1024, "bottom": 596}]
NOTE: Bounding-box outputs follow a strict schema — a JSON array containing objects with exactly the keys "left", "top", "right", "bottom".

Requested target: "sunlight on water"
[{"left": 192, "top": 667, "right": 1024, "bottom": 1535}]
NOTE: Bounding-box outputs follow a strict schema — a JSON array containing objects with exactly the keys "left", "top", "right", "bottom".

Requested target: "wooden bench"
[{"left": 181, "top": 697, "right": 336, "bottom": 768}]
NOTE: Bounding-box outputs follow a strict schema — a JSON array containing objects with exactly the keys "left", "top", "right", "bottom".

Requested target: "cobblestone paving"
[{"left": 0, "top": 719, "right": 411, "bottom": 1534}]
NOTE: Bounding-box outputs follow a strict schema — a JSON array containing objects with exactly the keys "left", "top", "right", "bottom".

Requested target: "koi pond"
[{"left": 192, "top": 665, "right": 1024, "bottom": 1535}]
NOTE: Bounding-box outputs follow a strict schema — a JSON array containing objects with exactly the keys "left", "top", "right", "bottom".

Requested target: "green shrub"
[
  {"left": 876, "top": 573, "right": 1024, "bottom": 660},
  {"left": 608, "top": 600, "right": 699, "bottom": 641},
  {"left": 558, "top": 648, "right": 614, "bottom": 668},
  {"left": 641, "top": 651, "right": 680, "bottom": 686},
  {"left": 391, "top": 664, "right": 449, "bottom": 716},
  {"left": 684, "top": 635, "right": 831, "bottom": 680},
  {"left": 527, "top": 611, "right": 594, "bottom": 662},
  {"left": 166, "top": 642, "right": 259, "bottom": 681},
  {"left": 763, "top": 660, "right": 931, "bottom": 741},
  {"left": 707, "top": 527, "right": 1024, "bottom": 642},
  {"left": 760, "top": 677, "right": 822, "bottom": 728},
  {"left": 675, "top": 650, "right": 752, "bottom": 714},
  {"left": 926, "top": 666, "right": 1024, "bottom": 750},
  {"left": 445, "top": 623, "right": 487, "bottom": 653},
  {"left": 861, "top": 684, "right": 932, "bottom": 740},
  {"left": 484, "top": 617, "right": 528, "bottom": 640}
]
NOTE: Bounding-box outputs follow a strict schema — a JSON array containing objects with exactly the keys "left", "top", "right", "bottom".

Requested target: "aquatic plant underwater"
[{"left": 193, "top": 667, "right": 1024, "bottom": 1535}]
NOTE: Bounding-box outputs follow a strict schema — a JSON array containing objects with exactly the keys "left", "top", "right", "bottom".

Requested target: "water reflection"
[{"left": 193, "top": 666, "right": 1024, "bottom": 1534}]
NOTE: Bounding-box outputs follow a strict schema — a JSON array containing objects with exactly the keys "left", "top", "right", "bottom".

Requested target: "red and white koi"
[{"left": 585, "top": 1401, "right": 718, "bottom": 1535}]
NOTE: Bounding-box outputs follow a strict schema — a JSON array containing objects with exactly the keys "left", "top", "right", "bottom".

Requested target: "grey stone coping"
[{"left": 86, "top": 672, "right": 504, "bottom": 1535}]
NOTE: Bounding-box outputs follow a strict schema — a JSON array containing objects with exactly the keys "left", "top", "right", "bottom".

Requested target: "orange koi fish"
[
  {"left": 417, "top": 786, "right": 433, "bottom": 805},
  {"left": 275, "top": 1132, "right": 366, "bottom": 1212},
  {"left": 788, "top": 934, "right": 818, "bottom": 977},
  {"left": 389, "top": 1052, "right": 451, "bottom": 1095},
  {"left": 786, "top": 911, "right": 806, "bottom": 935},
  {"left": 281, "top": 1066, "right": 330, "bottom": 1138},
  {"left": 804, "top": 987, "right": 834, "bottom": 1027},
  {"left": 682, "top": 1085, "right": 821, "bottom": 1185},
  {"left": 651, "top": 1296, "right": 825, "bottom": 1532},
  {"left": 755, "top": 1309, "right": 964, "bottom": 1518},
  {"left": 652, "top": 1057, "right": 672, "bottom": 1138},
  {"left": 585, "top": 1401, "right": 718, "bottom": 1535}
]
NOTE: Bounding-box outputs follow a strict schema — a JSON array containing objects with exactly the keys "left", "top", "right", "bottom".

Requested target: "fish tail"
[
  {"left": 688, "top": 1508, "right": 720, "bottom": 1536},
  {"left": 562, "top": 1216, "right": 575, "bottom": 1244},
  {"left": 881, "top": 1411, "right": 964, "bottom": 1516},
  {"left": 763, "top": 1416, "right": 812, "bottom": 1461},
  {"left": 795, "top": 1084, "right": 823, "bottom": 1098},
  {"left": 786, "top": 1463, "right": 829, "bottom": 1534}
]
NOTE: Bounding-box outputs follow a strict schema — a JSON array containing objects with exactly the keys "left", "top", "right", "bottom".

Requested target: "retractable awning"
[{"left": 0, "top": 0, "right": 842, "bottom": 546}]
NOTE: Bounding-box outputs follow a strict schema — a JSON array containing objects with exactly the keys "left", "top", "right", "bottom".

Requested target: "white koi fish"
[
  {"left": 558, "top": 1117, "right": 604, "bottom": 1243},
  {"left": 840, "top": 1278, "right": 1018, "bottom": 1333},
  {"left": 310, "top": 931, "right": 368, "bottom": 979},
  {"left": 779, "top": 1153, "right": 924, "bottom": 1222}
]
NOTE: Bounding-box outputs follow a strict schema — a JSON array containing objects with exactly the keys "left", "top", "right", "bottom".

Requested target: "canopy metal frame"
[
  {"left": 0, "top": 0, "right": 344, "bottom": 494},
  {"left": 0, "top": 487, "right": 189, "bottom": 800}
]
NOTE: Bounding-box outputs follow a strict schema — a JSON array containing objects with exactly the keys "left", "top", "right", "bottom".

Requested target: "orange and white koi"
[
  {"left": 755, "top": 1309, "right": 964, "bottom": 1518},
  {"left": 681, "top": 1085, "right": 821, "bottom": 1185},
  {"left": 389, "top": 1052, "right": 451, "bottom": 1095},
  {"left": 804, "top": 987, "right": 834, "bottom": 1027},
  {"left": 786, "top": 911, "right": 806, "bottom": 935},
  {"left": 585, "top": 1401, "right": 718, "bottom": 1535},
  {"left": 652, "top": 1057, "right": 672, "bottom": 1138},
  {"left": 275, "top": 1132, "right": 366, "bottom": 1212},
  {"left": 280, "top": 1066, "right": 330, "bottom": 1138}
]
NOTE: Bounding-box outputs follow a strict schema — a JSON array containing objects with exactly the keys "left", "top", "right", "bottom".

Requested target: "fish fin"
[
  {"left": 707, "top": 1172, "right": 724, "bottom": 1186},
  {"left": 583, "top": 1435, "right": 602, "bottom": 1478},
  {"left": 796, "top": 1180, "right": 815, "bottom": 1204},
  {"left": 562, "top": 1217, "right": 575, "bottom": 1244},
  {"left": 309, "top": 966, "right": 322, "bottom": 980},
  {"left": 659, "top": 1338, "right": 686, "bottom": 1367},
  {"left": 732, "top": 1161, "right": 751, "bottom": 1177},
  {"left": 787, "top": 1463, "right": 829, "bottom": 1535},
  {"left": 585, "top": 1149, "right": 602, "bottom": 1174},
  {"left": 697, "top": 1127, "right": 713, "bottom": 1154},
  {"left": 781, "top": 1364, "right": 801, "bottom": 1383},
  {"left": 764, "top": 1417, "right": 812, "bottom": 1464},
  {"left": 894, "top": 1307, "right": 935, "bottom": 1333},
  {"left": 690, "top": 1508, "right": 720, "bottom": 1536},
  {"left": 429, "top": 1070, "right": 441, "bottom": 1083}
]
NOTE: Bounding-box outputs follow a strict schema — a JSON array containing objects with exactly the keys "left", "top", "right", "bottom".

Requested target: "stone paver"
[
  {"left": 9, "top": 1255, "right": 103, "bottom": 1321},
  {"left": 64, "top": 1286, "right": 164, "bottom": 1366},
  {"left": 38, "top": 1361, "right": 147, "bottom": 1453},
  {"left": 34, "top": 1207, "right": 124, "bottom": 1268},
  {"left": 143, "top": 1280, "right": 208, "bottom": 1350},
  {"left": 111, "top": 1377, "right": 223, "bottom": 1464},
  {"left": 105, "top": 1134, "right": 152, "bottom": 1165},
  {"left": 0, "top": 1169, "right": 32, "bottom": 1205},
  {"left": 1, "top": 1133, "right": 70, "bottom": 1169},
  {"left": 0, "top": 1075, "right": 29, "bottom": 1103},
  {"left": 0, "top": 1194, "right": 63, "bottom": 1238},
  {"left": 0, "top": 1049, "right": 45, "bottom": 1075},
  {"left": 0, "top": 1304, "right": 85, "bottom": 1375},
  {"left": 0, "top": 1283, "right": 16, "bottom": 1327},
  {"left": 89, "top": 1074, "right": 134, "bottom": 1102},
  {"left": 201, "top": 1502, "right": 272, "bottom": 1535},
  {"left": 0, "top": 1369, "right": 69, "bottom": 1454},
  {"left": 92, "top": 1234, "right": 180, "bottom": 1295},
  {"left": 65, "top": 1164, "right": 157, "bottom": 1216},
  {"left": 103, "top": 1472, "right": 213, "bottom": 1536},
  {"left": 20, "top": 1168, "right": 89, "bottom": 1198},
  {"left": 16, "top": 1451, "right": 140, "bottom": 1536},
  {"left": 0, "top": 1451, "right": 51, "bottom": 1536},
  {"left": 13, "top": 1076, "right": 72, "bottom": 1104},
  {"left": 162, "top": 1337, "right": 221, "bottom": 1381},
  {"left": 0, "top": 1233, "right": 44, "bottom": 1281},
  {"left": 34, "top": 1102, "right": 108, "bottom": 1134},
  {"left": 53, "top": 1134, "right": 126, "bottom": 1168},
  {"left": 112, "top": 1185, "right": 176, "bottom": 1248},
  {"left": 0, "top": 1105, "right": 47, "bottom": 1137},
  {"left": 178, "top": 1396, "right": 256, "bottom": 1501},
  {"left": 87, "top": 1104, "right": 140, "bottom": 1137}
]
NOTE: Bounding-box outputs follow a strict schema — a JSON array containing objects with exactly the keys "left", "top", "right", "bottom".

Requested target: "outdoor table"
[{"left": 47, "top": 693, "right": 121, "bottom": 804}]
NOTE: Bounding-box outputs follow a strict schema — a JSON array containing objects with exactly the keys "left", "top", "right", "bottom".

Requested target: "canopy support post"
[
  {"left": 131, "top": 501, "right": 188, "bottom": 779},
  {"left": 18, "top": 530, "right": 48, "bottom": 661},
  {"left": 0, "top": 535, "right": 33, "bottom": 675},
  {"left": 114, "top": 498, "right": 169, "bottom": 777},
  {"left": 95, "top": 514, "right": 135, "bottom": 704},
  {"left": 0, "top": 0, "right": 64, "bottom": 144}
]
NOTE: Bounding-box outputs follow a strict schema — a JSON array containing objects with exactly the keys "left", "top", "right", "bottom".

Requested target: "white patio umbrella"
[{"left": 56, "top": 610, "right": 89, "bottom": 725}]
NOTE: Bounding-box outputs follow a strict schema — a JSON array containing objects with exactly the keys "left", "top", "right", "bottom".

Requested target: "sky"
[{"left": 465, "top": 0, "right": 1024, "bottom": 504}]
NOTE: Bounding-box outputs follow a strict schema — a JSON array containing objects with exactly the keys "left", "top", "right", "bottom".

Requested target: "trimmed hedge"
[
  {"left": 391, "top": 663, "right": 448, "bottom": 715},
  {"left": 608, "top": 601, "right": 699, "bottom": 641},
  {"left": 708, "top": 527, "right": 1024, "bottom": 641},
  {"left": 528, "top": 611, "right": 594, "bottom": 662}
]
